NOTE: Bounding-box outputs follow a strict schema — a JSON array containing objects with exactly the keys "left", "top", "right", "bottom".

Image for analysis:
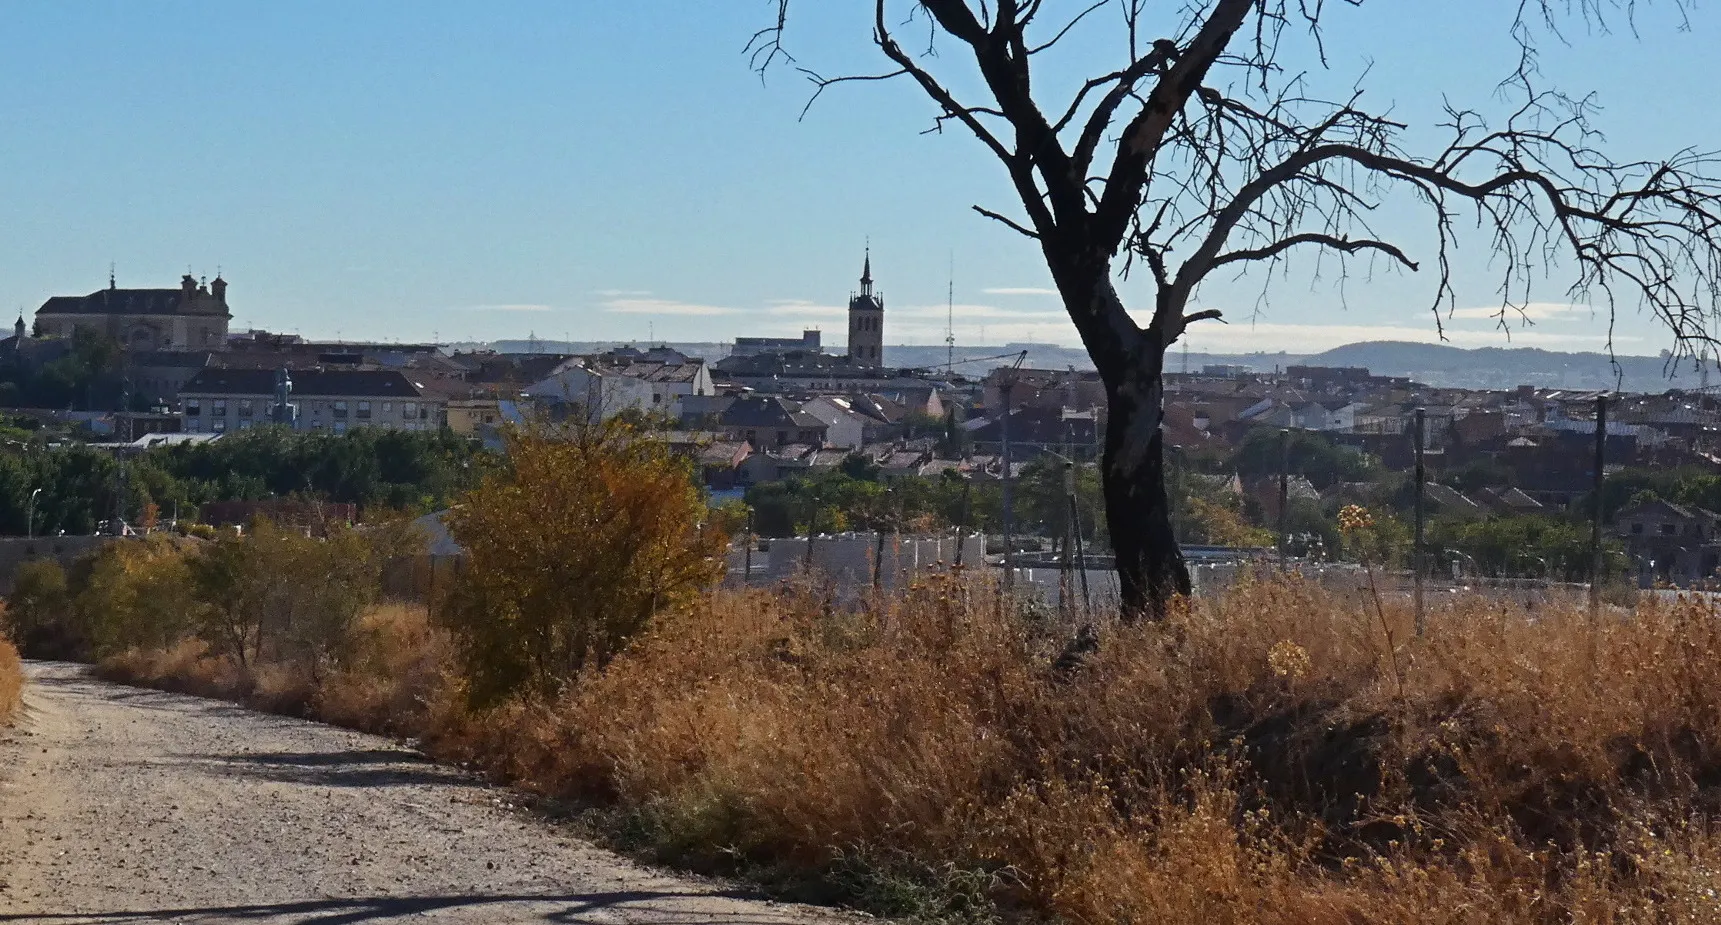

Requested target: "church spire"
[{"left": 860, "top": 246, "right": 873, "bottom": 297}]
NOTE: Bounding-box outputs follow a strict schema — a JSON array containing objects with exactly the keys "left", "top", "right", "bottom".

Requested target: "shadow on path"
[
  {"left": 166, "top": 748, "right": 472, "bottom": 789},
  {"left": 0, "top": 887, "right": 794, "bottom": 925}
]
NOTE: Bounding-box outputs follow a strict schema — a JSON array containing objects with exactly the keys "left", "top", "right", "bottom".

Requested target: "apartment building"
[{"left": 178, "top": 368, "right": 445, "bottom": 434}]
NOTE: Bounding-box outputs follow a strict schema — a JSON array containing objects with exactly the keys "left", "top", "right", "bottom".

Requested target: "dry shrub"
[
  {"left": 87, "top": 566, "right": 1721, "bottom": 922},
  {"left": 98, "top": 604, "right": 457, "bottom": 731},
  {"left": 439, "top": 419, "right": 728, "bottom": 706},
  {"left": 416, "top": 574, "right": 1721, "bottom": 922},
  {"left": 315, "top": 603, "right": 458, "bottom": 735},
  {"left": 0, "top": 632, "right": 21, "bottom": 725}
]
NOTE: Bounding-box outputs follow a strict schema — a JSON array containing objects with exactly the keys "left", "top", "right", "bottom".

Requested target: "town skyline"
[{"left": 3, "top": 2, "right": 1717, "bottom": 354}]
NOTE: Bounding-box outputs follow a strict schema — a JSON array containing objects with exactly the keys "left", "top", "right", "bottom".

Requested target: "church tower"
[{"left": 847, "top": 249, "right": 884, "bottom": 367}]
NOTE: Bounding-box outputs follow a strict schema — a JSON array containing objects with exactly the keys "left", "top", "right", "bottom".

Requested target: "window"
[
  {"left": 403, "top": 401, "right": 417, "bottom": 419},
  {"left": 238, "top": 420, "right": 252, "bottom": 431},
  {"left": 212, "top": 419, "right": 226, "bottom": 433},
  {"left": 357, "top": 400, "right": 371, "bottom": 419},
  {"left": 333, "top": 401, "right": 348, "bottom": 418},
  {"left": 186, "top": 419, "right": 201, "bottom": 434},
  {"left": 334, "top": 421, "right": 347, "bottom": 434},
  {"left": 237, "top": 399, "right": 253, "bottom": 417},
  {"left": 185, "top": 399, "right": 201, "bottom": 417},
  {"left": 381, "top": 401, "right": 392, "bottom": 413},
  {"left": 1631, "top": 523, "right": 1644, "bottom": 535},
  {"left": 212, "top": 399, "right": 227, "bottom": 416},
  {"left": 1662, "top": 523, "right": 1678, "bottom": 535}
]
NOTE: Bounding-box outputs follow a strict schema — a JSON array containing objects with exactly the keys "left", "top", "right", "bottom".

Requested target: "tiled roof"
[
  {"left": 181, "top": 367, "right": 429, "bottom": 399},
  {"left": 720, "top": 396, "right": 826, "bottom": 429},
  {"left": 39, "top": 288, "right": 229, "bottom": 317}
]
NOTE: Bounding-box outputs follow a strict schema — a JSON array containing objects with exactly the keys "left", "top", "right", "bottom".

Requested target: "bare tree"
[{"left": 754, "top": 1, "right": 1721, "bottom": 618}]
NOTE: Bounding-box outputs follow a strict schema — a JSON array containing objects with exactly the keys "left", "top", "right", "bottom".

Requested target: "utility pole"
[
  {"left": 1277, "top": 429, "right": 1291, "bottom": 566},
  {"left": 874, "top": 526, "right": 887, "bottom": 591},
  {"left": 1060, "top": 461, "right": 1075, "bottom": 618},
  {"left": 1166, "top": 444, "right": 1179, "bottom": 545},
  {"left": 1001, "top": 379, "right": 1014, "bottom": 589},
  {"left": 743, "top": 506, "right": 754, "bottom": 585},
  {"left": 873, "top": 489, "right": 893, "bottom": 592},
  {"left": 26, "top": 487, "right": 41, "bottom": 539},
  {"left": 1064, "top": 460, "right": 1091, "bottom": 620},
  {"left": 1590, "top": 395, "right": 1608, "bottom": 615},
  {"left": 1414, "top": 408, "right": 1427, "bottom": 636},
  {"left": 998, "top": 351, "right": 1026, "bottom": 588},
  {"left": 805, "top": 495, "right": 821, "bottom": 570},
  {"left": 953, "top": 476, "right": 971, "bottom": 568}
]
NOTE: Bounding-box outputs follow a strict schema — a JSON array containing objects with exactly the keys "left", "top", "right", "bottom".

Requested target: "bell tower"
[{"left": 847, "top": 248, "right": 884, "bottom": 367}]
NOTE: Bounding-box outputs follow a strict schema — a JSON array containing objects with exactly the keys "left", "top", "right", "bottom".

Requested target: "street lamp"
[{"left": 27, "top": 488, "right": 42, "bottom": 539}]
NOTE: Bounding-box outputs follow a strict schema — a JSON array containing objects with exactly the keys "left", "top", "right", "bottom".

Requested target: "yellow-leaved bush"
[{"left": 438, "top": 419, "right": 727, "bottom": 706}]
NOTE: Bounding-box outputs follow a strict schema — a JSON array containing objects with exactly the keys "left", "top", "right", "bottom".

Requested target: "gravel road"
[{"left": 0, "top": 662, "right": 848, "bottom": 925}]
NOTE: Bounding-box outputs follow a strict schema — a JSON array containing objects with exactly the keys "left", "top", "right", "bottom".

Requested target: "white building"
[
  {"left": 798, "top": 395, "right": 874, "bottom": 449},
  {"left": 524, "top": 348, "right": 715, "bottom": 422}
]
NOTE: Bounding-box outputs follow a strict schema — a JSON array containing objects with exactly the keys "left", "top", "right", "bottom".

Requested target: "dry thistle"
[
  {"left": 1338, "top": 504, "right": 1374, "bottom": 534},
  {"left": 1268, "top": 640, "right": 1312, "bottom": 681}
]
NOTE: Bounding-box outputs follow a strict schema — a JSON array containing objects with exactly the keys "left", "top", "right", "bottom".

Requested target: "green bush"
[{"left": 5, "top": 558, "right": 78, "bottom": 659}]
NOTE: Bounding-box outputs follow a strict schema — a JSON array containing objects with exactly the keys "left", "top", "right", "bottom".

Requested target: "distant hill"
[{"left": 1298, "top": 341, "right": 1702, "bottom": 392}]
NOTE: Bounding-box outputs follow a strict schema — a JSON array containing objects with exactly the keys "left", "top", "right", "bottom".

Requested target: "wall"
[
  {"left": 755, "top": 532, "right": 987, "bottom": 589},
  {"left": 0, "top": 536, "right": 119, "bottom": 595}
]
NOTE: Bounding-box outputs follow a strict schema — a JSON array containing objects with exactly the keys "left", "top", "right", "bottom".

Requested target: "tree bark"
[{"left": 1101, "top": 345, "right": 1191, "bottom": 619}]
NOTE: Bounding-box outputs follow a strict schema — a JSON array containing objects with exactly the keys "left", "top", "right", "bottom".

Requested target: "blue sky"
[{"left": 0, "top": 1, "right": 1715, "bottom": 355}]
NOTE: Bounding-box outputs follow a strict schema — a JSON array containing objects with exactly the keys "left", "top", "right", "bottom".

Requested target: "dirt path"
[{"left": 0, "top": 662, "right": 847, "bottom": 924}]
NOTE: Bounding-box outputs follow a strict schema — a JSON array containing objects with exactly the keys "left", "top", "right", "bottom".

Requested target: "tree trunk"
[
  {"left": 1102, "top": 345, "right": 1191, "bottom": 619},
  {"left": 1045, "top": 253, "right": 1189, "bottom": 619}
]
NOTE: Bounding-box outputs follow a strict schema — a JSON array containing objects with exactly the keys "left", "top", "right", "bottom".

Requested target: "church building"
[
  {"left": 35, "top": 272, "right": 232, "bottom": 351},
  {"left": 847, "top": 250, "right": 884, "bottom": 367}
]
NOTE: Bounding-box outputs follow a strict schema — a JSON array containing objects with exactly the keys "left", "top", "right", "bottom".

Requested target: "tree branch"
[
  {"left": 1210, "top": 232, "right": 1420, "bottom": 272},
  {"left": 972, "top": 204, "right": 1041, "bottom": 239}
]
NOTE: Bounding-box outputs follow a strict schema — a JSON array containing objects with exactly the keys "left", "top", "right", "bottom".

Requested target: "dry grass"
[
  {"left": 93, "top": 575, "right": 1721, "bottom": 922},
  {"left": 0, "top": 634, "right": 21, "bottom": 726},
  {"left": 98, "top": 604, "right": 456, "bottom": 730}
]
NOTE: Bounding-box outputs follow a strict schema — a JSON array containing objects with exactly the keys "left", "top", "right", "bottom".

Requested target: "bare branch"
[
  {"left": 972, "top": 204, "right": 1041, "bottom": 239},
  {"left": 1210, "top": 232, "right": 1420, "bottom": 272}
]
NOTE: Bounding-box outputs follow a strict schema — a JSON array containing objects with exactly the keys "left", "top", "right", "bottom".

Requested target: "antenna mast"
[{"left": 945, "top": 253, "right": 955, "bottom": 375}]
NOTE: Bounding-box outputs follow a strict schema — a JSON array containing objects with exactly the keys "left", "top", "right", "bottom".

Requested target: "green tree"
[{"left": 1230, "top": 429, "right": 1378, "bottom": 490}]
